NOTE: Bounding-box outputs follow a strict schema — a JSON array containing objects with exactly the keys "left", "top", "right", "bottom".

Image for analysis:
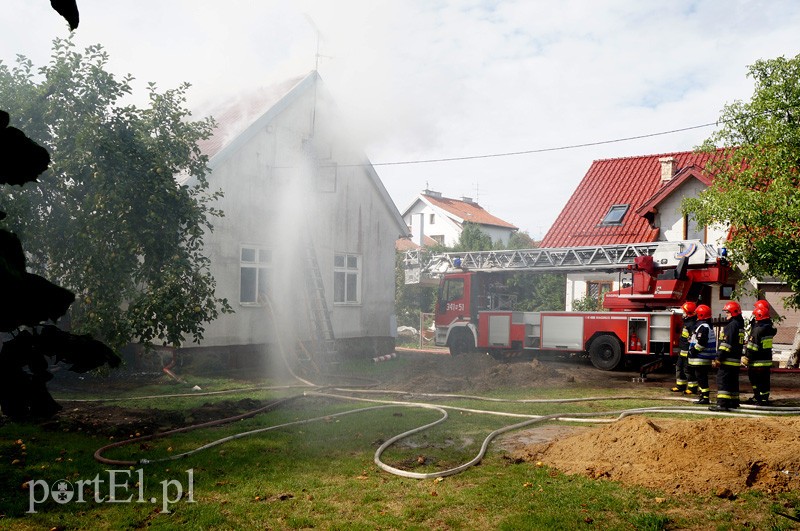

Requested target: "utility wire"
[
  {"left": 283, "top": 105, "right": 798, "bottom": 171},
  {"left": 342, "top": 104, "right": 799, "bottom": 168},
  {"left": 369, "top": 122, "right": 717, "bottom": 167}
]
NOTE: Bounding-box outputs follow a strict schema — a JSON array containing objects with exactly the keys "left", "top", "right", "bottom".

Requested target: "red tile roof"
[
  {"left": 541, "top": 149, "right": 726, "bottom": 248},
  {"left": 422, "top": 193, "right": 517, "bottom": 230},
  {"left": 395, "top": 235, "right": 439, "bottom": 251}
]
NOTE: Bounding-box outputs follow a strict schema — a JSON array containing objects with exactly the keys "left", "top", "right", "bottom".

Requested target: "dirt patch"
[
  {"left": 37, "top": 398, "right": 270, "bottom": 437},
  {"left": 387, "top": 350, "right": 800, "bottom": 497},
  {"left": 381, "top": 351, "right": 622, "bottom": 393},
  {"left": 510, "top": 415, "right": 800, "bottom": 496}
]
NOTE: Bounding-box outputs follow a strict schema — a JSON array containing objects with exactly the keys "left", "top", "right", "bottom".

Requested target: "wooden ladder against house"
[{"left": 303, "top": 235, "right": 337, "bottom": 366}]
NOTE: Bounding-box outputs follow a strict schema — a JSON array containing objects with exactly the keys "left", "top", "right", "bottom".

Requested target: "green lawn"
[{"left": 1, "top": 363, "right": 798, "bottom": 530}]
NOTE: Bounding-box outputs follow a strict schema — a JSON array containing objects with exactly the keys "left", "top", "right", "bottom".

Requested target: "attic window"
[{"left": 600, "top": 204, "right": 629, "bottom": 226}]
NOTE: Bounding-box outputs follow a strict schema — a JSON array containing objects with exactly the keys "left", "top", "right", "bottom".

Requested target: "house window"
[
  {"left": 240, "top": 246, "right": 272, "bottom": 305},
  {"left": 683, "top": 214, "right": 707, "bottom": 242},
  {"left": 600, "top": 204, "right": 629, "bottom": 226},
  {"left": 334, "top": 253, "right": 361, "bottom": 304},
  {"left": 429, "top": 213, "right": 435, "bottom": 224},
  {"left": 431, "top": 235, "right": 444, "bottom": 245},
  {"left": 587, "top": 281, "right": 613, "bottom": 308},
  {"left": 720, "top": 284, "right": 735, "bottom": 300}
]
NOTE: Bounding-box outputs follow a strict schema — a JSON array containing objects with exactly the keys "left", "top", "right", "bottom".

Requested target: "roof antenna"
[
  {"left": 303, "top": 15, "right": 332, "bottom": 72},
  {"left": 303, "top": 15, "right": 332, "bottom": 137}
]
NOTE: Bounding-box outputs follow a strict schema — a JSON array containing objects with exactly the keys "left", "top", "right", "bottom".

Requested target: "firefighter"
[
  {"left": 687, "top": 304, "right": 716, "bottom": 405},
  {"left": 746, "top": 299, "right": 770, "bottom": 345},
  {"left": 710, "top": 301, "right": 746, "bottom": 412},
  {"left": 672, "top": 301, "right": 698, "bottom": 394},
  {"left": 744, "top": 302, "right": 777, "bottom": 405}
]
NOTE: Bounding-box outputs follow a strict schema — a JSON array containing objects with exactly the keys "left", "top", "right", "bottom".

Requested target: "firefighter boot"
[
  {"left": 694, "top": 394, "right": 710, "bottom": 405},
  {"left": 671, "top": 385, "right": 686, "bottom": 393},
  {"left": 685, "top": 384, "right": 698, "bottom": 396},
  {"left": 708, "top": 399, "right": 730, "bottom": 412},
  {"left": 749, "top": 391, "right": 771, "bottom": 406}
]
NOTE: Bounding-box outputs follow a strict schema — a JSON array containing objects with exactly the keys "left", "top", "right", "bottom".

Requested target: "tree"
[
  {"left": 0, "top": 38, "right": 231, "bottom": 352},
  {"left": 683, "top": 53, "right": 800, "bottom": 353},
  {"left": 452, "top": 222, "right": 494, "bottom": 251},
  {"left": 500, "top": 230, "right": 565, "bottom": 312},
  {"left": 394, "top": 250, "right": 438, "bottom": 329}
]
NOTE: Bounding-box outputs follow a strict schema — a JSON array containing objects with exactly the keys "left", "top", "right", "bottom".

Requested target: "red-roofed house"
[
  {"left": 401, "top": 189, "right": 518, "bottom": 247},
  {"left": 541, "top": 150, "right": 738, "bottom": 312},
  {"left": 182, "top": 71, "right": 408, "bottom": 363},
  {"left": 543, "top": 149, "right": 799, "bottom": 346}
]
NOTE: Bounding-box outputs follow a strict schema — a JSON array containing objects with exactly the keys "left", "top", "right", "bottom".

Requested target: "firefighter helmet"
[
  {"left": 695, "top": 304, "right": 712, "bottom": 320},
  {"left": 681, "top": 301, "right": 697, "bottom": 316},
  {"left": 723, "top": 301, "right": 742, "bottom": 316},
  {"left": 753, "top": 306, "right": 770, "bottom": 321},
  {"left": 754, "top": 299, "right": 770, "bottom": 312}
]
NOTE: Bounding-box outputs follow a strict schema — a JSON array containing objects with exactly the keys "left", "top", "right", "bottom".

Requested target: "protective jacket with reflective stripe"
[
  {"left": 747, "top": 318, "right": 777, "bottom": 367},
  {"left": 718, "top": 315, "right": 745, "bottom": 365},
  {"left": 688, "top": 320, "right": 716, "bottom": 365},
  {"left": 679, "top": 315, "right": 698, "bottom": 356}
]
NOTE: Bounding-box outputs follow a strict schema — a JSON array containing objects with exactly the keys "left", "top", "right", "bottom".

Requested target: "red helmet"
[
  {"left": 695, "top": 304, "right": 712, "bottom": 320},
  {"left": 681, "top": 301, "right": 697, "bottom": 316},
  {"left": 753, "top": 306, "right": 770, "bottom": 321},
  {"left": 754, "top": 299, "right": 770, "bottom": 312},
  {"left": 723, "top": 301, "right": 742, "bottom": 317}
]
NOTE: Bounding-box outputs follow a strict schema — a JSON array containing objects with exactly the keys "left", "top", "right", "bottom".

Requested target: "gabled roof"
[
  {"left": 541, "top": 149, "right": 725, "bottom": 248},
  {"left": 405, "top": 192, "right": 518, "bottom": 230},
  {"left": 198, "top": 73, "right": 312, "bottom": 167},
  {"left": 635, "top": 164, "right": 712, "bottom": 217},
  {"left": 191, "top": 71, "right": 408, "bottom": 237}
]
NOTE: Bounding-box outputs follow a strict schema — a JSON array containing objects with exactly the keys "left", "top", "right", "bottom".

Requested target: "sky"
[{"left": 3, "top": 1, "right": 800, "bottom": 240}]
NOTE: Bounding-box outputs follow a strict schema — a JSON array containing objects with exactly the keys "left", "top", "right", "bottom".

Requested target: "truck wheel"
[
  {"left": 589, "top": 336, "right": 622, "bottom": 371},
  {"left": 449, "top": 330, "right": 473, "bottom": 356}
]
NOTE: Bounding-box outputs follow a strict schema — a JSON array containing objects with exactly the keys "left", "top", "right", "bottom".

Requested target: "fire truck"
[{"left": 403, "top": 240, "right": 730, "bottom": 371}]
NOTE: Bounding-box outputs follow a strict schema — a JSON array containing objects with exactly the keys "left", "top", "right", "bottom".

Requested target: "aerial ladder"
[
  {"left": 404, "top": 240, "right": 727, "bottom": 285},
  {"left": 406, "top": 240, "right": 730, "bottom": 372}
]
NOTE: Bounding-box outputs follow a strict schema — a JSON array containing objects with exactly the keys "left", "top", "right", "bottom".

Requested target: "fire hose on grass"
[
  {"left": 89, "top": 300, "right": 800, "bottom": 478},
  {"left": 91, "top": 386, "right": 800, "bottom": 476}
]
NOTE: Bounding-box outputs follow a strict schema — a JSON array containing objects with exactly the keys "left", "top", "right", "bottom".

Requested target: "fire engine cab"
[{"left": 405, "top": 240, "right": 729, "bottom": 371}]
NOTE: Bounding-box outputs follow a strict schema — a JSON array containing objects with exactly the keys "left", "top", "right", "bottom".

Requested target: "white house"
[
  {"left": 401, "top": 189, "right": 517, "bottom": 248},
  {"left": 182, "top": 72, "right": 408, "bottom": 366}
]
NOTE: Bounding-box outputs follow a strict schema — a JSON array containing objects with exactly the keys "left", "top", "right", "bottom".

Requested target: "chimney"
[
  {"left": 659, "top": 157, "right": 677, "bottom": 183},
  {"left": 423, "top": 188, "right": 442, "bottom": 199},
  {"left": 460, "top": 196, "right": 475, "bottom": 204}
]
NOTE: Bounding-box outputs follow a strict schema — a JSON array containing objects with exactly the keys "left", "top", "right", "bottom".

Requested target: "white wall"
[
  {"left": 480, "top": 225, "right": 516, "bottom": 246},
  {"left": 404, "top": 202, "right": 462, "bottom": 247},
  {"left": 197, "top": 83, "right": 402, "bottom": 348},
  {"left": 656, "top": 179, "right": 729, "bottom": 249},
  {"left": 657, "top": 179, "right": 706, "bottom": 241}
]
